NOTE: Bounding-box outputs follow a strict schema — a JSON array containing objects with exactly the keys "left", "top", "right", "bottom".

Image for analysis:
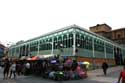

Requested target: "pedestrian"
[
  {"left": 16, "top": 62, "right": 22, "bottom": 75},
  {"left": 9, "top": 61, "right": 16, "bottom": 79},
  {"left": 118, "top": 65, "right": 125, "bottom": 83},
  {"left": 25, "top": 62, "right": 30, "bottom": 75},
  {"left": 102, "top": 62, "right": 108, "bottom": 76},
  {"left": 3, "top": 58, "right": 10, "bottom": 79}
]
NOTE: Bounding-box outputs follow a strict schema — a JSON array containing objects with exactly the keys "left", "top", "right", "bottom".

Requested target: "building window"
[{"left": 63, "top": 35, "right": 67, "bottom": 48}]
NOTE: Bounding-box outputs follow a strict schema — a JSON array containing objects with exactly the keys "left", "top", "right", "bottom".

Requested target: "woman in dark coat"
[{"left": 102, "top": 62, "right": 108, "bottom": 76}]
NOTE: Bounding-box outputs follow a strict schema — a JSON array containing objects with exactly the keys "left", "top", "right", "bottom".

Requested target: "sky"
[{"left": 0, "top": 0, "right": 125, "bottom": 46}]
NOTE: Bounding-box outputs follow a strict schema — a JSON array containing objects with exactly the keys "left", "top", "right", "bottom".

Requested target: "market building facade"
[{"left": 8, "top": 25, "right": 125, "bottom": 66}]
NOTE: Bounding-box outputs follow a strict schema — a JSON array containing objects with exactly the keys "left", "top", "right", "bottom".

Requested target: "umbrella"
[
  {"left": 38, "top": 55, "right": 44, "bottom": 58},
  {"left": 37, "top": 55, "right": 44, "bottom": 60},
  {"left": 82, "top": 61, "right": 90, "bottom": 69},
  {"left": 30, "top": 56, "right": 39, "bottom": 60},
  {"left": 20, "top": 56, "right": 26, "bottom": 60},
  {"left": 83, "top": 61, "right": 90, "bottom": 65},
  {"left": 26, "top": 57, "right": 31, "bottom": 60}
]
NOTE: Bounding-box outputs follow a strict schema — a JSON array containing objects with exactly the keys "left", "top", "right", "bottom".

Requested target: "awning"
[
  {"left": 38, "top": 54, "right": 54, "bottom": 59},
  {"left": 30, "top": 56, "right": 39, "bottom": 61},
  {"left": 83, "top": 61, "right": 90, "bottom": 65},
  {"left": 78, "top": 61, "right": 90, "bottom": 65},
  {"left": 20, "top": 56, "right": 27, "bottom": 60},
  {"left": 26, "top": 57, "right": 32, "bottom": 60}
]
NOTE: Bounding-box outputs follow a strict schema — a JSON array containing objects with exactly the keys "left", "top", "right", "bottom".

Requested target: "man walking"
[
  {"left": 3, "top": 58, "right": 10, "bottom": 79},
  {"left": 102, "top": 62, "right": 108, "bottom": 76}
]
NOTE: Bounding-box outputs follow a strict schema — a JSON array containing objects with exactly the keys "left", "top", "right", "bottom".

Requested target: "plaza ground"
[{"left": 0, "top": 66, "right": 122, "bottom": 83}]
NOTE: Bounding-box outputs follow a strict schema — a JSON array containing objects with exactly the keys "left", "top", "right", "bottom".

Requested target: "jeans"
[{"left": 9, "top": 70, "right": 16, "bottom": 79}]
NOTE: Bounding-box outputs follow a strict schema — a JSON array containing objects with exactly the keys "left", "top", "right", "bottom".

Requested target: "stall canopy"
[
  {"left": 30, "top": 56, "right": 39, "bottom": 61},
  {"left": 26, "top": 57, "right": 31, "bottom": 60},
  {"left": 26, "top": 55, "right": 54, "bottom": 61},
  {"left": 38, "top": 54, "right": 54, "bottom": 59},
  {"left": 20, "top": 56, "right": 27, "bottom": 60}
]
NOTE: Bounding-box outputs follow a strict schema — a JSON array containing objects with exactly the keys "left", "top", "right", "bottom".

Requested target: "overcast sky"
[{"left": 0, "top": 0, "right": 125, "bottom": 46}]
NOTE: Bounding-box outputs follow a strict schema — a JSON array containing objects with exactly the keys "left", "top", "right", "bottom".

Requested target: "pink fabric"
[
  {"left": 76, "top": 66, "right": 82, "bottom": 72},
  {"left": 66, "top": 59, "right": 72, "bottom": 63},
  {"left": 31, "top": 56, "right": 39, "bottom": 60},
  {"left": 76, "top": 66, "right": 87, "bottom": 78},
  {"left": 79, "top": 71, "right": 85, "bottom": 78}
]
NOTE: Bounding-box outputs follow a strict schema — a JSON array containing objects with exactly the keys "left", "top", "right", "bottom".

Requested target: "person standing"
[
  {"left": 102, "top": 62, "right": 108, "bottom": 76},
  {"left": 25, "top": 62, "right": 30, "bottom": 75},
  {"left": 3, "top": 58, "right": 10, "bottom": 79},
  {"left": 9, "top": 61, "right": 16, "bottom": 79},
  {"left": 16, "top": 62, "right": 22, "bottom": 75},
  {"left": 118, "top": 66, "right": 125, "bottom": 83}
]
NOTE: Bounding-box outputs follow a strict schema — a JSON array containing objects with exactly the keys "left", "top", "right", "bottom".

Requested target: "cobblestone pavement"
[
  {"left": 87, "top": 66, "right": 122, "bottom": 83},
  {"left": 0, "top": 67, "right": 107, "bottom": 83}
]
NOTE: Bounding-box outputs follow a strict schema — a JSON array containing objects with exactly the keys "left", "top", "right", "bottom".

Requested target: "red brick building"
[{"left": 90, "top": 24, "right": 125, "bottom": 47}]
